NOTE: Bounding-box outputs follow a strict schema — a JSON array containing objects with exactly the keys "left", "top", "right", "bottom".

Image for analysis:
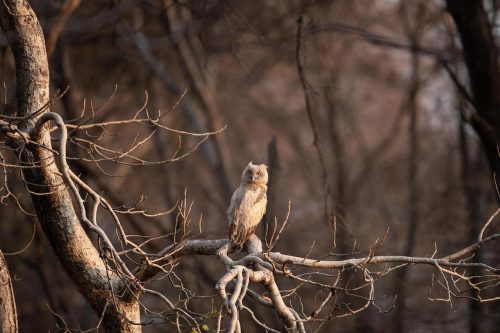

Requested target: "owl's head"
[{"left": 241, "top": 161, "right": 268, "bottom": 186}]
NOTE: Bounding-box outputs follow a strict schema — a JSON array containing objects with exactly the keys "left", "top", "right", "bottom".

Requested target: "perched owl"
[{"left": 227, "top": 161, "right": 268, "bottom": 247}]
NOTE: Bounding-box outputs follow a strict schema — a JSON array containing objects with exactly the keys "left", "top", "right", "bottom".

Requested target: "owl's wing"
[
  {"left": 228, "top": 187, "right": 267, "bottom": 246},
  {"left": 227, "top": 188, "right": 242, "bottom": 226},
  {"left": 247, "top": 189, "right": 267, "bottom": 229},
  {"left": 228, "top": 188, "right": 244, "bottom": 244}
]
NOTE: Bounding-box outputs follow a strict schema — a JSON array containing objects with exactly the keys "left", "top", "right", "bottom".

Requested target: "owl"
[{"left": 227, "top": 161, "right": 268, "bottom": 247}]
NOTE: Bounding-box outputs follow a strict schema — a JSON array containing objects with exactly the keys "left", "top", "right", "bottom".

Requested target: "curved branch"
[{"left": 147, "top": 231, "right": 499, "bottom": 275}]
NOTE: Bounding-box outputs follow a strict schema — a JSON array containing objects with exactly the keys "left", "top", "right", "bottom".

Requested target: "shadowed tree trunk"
[
  {"left": 327, "top": 91, "right": 349, "bottom": 253},
  {"left": 0, "top": 251, "right": 17, "bottom": 333},
  {"left": 446, "top": 0, "right": 500, "bottom": 178},
  {"left": 392, "top": 4, "right": 425, "bottom": 331},
  {"left": 459, "top": 116, "right": 487, "bottom": 333},
  {"left": 393, "top": 40, "right": 420, "bottom": 333},
  {"left": 262, "top": 136, "right": 280, "bottom": 233},
  {"left": 0, "top": 1, "right": 139, "bottom": 331},
  {"left": 446, "top": 1, "right": 500, "bottom": 330}
]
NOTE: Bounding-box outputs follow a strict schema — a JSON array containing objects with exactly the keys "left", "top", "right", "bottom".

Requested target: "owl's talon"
[{"left": 223, "top": 302, "right": 232, "bottom": 315}]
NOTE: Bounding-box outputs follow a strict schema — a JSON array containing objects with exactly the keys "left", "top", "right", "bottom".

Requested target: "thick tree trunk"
[
  {"left": 0, "top": 1, "right": 140, "bottom": 331},
  {"left": 262, "top": 137, "right": 280, "bottom": 232},
  {"left": 446, "top": 1, "right": 500, "bottom": 330},
  {"left": 447, "top": 0, "right": 500, "bottom": 177},
  {"left": 0, "top": 251, "right": 17, "bottom": 333}
]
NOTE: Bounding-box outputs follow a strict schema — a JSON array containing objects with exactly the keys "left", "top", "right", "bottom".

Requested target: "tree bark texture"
[
  {"left": 0, "top": 252, "right": 17, "bottom": 333},
  {"left": 0, "top": 1, "right": 140, "bottom": 331}
]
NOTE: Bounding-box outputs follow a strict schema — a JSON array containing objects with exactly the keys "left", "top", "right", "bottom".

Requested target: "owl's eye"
[{"left": 256, "top": 171, "right": 262, "bottom": 176}]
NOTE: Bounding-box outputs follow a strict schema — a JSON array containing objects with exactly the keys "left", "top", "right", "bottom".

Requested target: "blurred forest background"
[{"left": 0, "top": 0, "right": 499, "bottom": 332}]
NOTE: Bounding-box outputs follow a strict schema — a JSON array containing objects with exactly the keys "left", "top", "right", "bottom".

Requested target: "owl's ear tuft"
[
  {"left": 260, "top": 164, "right": 268, "bottom": 169},
  {"left": 248, "top": 161, "right": 253, "bottom": 166}
]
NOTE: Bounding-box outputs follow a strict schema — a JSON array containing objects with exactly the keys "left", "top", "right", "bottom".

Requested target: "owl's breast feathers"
[{"left": 228, "top": 184, "right": 267, "bottom": 247}]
